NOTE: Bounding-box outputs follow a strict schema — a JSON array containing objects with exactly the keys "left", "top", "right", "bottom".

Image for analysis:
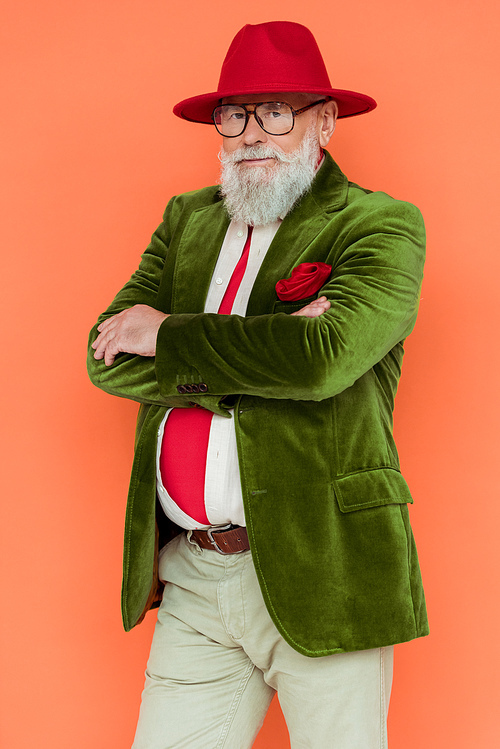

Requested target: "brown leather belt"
[{"left": 191, "top": 524, "right": 249, "bottom": 555}]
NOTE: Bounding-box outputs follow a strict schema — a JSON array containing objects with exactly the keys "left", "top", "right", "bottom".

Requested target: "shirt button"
[
  {"left": 237, "top": 230, "right": 245, "bottom": 237},
  {"left": 215, "top": 277, "right": 223, "bottom": 285}
]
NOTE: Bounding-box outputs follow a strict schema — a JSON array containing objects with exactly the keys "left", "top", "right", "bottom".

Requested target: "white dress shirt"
[{"left": 156, "top": 219, "right": 282, "bottom": 530}]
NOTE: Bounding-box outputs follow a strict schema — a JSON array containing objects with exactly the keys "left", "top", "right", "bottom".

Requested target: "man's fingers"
[
  {"left": 104, "top": 348, "right": 117, "bottom": 367},
  {"left": 93, "top": 310, "right": 130, "bottom": 357},
  {"left": 93, "top": 332, "right": 118, "bottom": 365},
  {"left": 97, "top": 310, "right": 123, "bottom": 333},
  {"left": 93, "top": 328, "right": 117, "bottom": 360},
  {"left": 92, "top": 305, "right": 167, "bottom": 365},
  {"left": 291, "top": 297, "right": 331, "bottom": 318},
  {"left": 92, "top": 334, "right": 109, "bottom": 360},
  {"left": 91, "top": 332, "right": 103, "bottom": 350}
]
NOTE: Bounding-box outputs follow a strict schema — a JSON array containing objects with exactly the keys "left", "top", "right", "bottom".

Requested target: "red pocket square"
[{"left": 275, "top": 262, "right": 332, "bottom": 302}]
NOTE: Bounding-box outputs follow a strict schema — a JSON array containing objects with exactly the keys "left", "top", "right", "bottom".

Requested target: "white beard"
[{"left": 219, "top": 126, "right": 320, "bottom": 226}]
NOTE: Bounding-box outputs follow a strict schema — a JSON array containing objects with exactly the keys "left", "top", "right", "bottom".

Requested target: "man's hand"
[
  {"left": 291, "top": 296, "right": 331, "bottom": 318},
  {"left": 92, "top": 305, "right": 169, "bottom": 366}
]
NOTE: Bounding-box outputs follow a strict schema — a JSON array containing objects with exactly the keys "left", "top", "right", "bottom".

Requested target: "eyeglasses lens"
[{"left": 213, "top": 103, "right": 294, "bottom": 136}]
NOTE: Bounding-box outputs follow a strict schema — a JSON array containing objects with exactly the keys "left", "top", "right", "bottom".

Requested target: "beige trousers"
[{"left": 132, "top": 533, "right": 393, "bottom": 749}]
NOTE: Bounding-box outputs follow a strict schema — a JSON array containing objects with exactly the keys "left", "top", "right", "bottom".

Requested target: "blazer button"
[
  {"left": 199, "top": 383, "right": 208, "bottom": 393},
  {"left": 191, "top": 384, "right": 200, "bottom": 393},
  {"left": 177, "top": 384, "right": 187, "bottom": 394},
  {"left": 184, "top": 384, "right": 194, "bottom": 393}
]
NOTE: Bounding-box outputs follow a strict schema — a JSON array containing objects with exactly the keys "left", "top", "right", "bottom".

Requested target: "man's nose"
[{"left": 242, "top": 111, "right": 267, "bottom": 145}]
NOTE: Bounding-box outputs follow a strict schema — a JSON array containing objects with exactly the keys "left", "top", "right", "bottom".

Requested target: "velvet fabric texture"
[{"left": 87, "top": 152, "right": 429, "bottom": 655}]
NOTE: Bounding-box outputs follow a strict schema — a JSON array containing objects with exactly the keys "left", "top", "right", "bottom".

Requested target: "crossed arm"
[
  {"left": 91, "top": 297, "right": 332, "bottom": 367},
  {"left": 88, "top": 196, "right": 425, "bottom": 406}
]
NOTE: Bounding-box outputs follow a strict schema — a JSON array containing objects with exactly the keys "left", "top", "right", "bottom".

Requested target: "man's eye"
[
  {"left": 263, "top": 110, "right": 283, "bottom": 119},
  {"left": 228, "top": 111, "right": 245, "bottom": 120}
]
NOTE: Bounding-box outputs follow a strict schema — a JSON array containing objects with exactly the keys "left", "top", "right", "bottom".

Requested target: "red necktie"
[
  {"left": 218, "top": 226, "right": 253, "bottom": 314},
  {"left": 159, "top": 227, "right": 253, "bottom": 524}
]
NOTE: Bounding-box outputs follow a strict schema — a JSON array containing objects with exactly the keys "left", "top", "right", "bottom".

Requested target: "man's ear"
[{"left": 318, "top": 100, "right": 338, "bottom": 147}]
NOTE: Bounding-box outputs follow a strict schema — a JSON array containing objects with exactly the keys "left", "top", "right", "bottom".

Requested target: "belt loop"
[{"left": 186, "top": 530, "right": 202, "bottom": 554}]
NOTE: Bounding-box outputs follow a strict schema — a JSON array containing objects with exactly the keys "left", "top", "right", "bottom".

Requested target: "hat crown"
[{"left": 218, "top": 21, "right": 332, "bottom": 95}]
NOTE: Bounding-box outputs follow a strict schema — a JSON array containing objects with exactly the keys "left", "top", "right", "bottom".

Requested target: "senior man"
[{"left": 88, "top": 20, "right": 428, "bottom": 749}]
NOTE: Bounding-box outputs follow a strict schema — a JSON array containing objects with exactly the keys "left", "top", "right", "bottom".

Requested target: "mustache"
[{"left": 220, "top": 144, "right": 293, "bottom": 164}]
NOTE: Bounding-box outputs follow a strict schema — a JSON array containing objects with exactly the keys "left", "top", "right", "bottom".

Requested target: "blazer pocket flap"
[
  {"left": 272, "top": 294, "right": 318, "bottom": 314},
  {"left": 333, "top": 468, "right": 413, "bottom": 513}
]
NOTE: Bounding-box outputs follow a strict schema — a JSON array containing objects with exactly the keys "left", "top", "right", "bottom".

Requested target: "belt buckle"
[{"left": 207, "top": 524, "right": 244, "bottom": 555}]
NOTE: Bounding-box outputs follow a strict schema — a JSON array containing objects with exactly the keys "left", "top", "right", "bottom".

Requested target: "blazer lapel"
[{"left": 171, "top": 201, "right": 230, "bottom": 314}]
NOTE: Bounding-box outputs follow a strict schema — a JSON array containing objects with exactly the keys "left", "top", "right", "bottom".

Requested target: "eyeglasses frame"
[{"left": 211, "top": 98, "right": 329, "bottom": 138}]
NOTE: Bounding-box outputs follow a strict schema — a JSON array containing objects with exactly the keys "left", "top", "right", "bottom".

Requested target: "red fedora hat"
[{"left": 173, "top": 21, "right": 376, "bottom": 124}]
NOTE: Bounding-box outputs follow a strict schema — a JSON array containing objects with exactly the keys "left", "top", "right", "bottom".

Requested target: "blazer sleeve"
[
  {"left": 86, "top": 197, "right": 234, "bottom": 416},
  {"left": 154, "top": 199, "right": 426, "bottom": 402}
]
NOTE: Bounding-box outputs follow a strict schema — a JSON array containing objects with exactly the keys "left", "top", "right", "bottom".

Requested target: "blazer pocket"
[
  {"left": 272, "top": 293, "right": 318, "bottom": 315},
  {"left": 332, "top": 467, "right": 413, "bottom": 513}
]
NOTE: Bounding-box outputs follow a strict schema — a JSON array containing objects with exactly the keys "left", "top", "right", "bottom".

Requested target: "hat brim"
[{"left": 173, "top": 85, "right": 376, "bottom": 124}]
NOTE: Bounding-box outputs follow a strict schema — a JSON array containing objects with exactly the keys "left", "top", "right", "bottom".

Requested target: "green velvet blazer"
[{"left": 87, "top": 152, "right": 429, "bottom": 655}]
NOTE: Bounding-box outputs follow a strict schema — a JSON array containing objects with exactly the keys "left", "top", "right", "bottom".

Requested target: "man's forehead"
[{"left": 222, "top": 92, "right": 314, "bottom": 106}]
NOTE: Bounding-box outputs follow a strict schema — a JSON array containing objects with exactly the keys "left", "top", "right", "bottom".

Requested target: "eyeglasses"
[{"left": 211, "top": 99, "right": 328, "bottom": 137}]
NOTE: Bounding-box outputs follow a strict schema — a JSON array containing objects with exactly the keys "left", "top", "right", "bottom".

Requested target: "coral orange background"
[{"left": 2, "top": 1, "right": 499, "bottom": 746}]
